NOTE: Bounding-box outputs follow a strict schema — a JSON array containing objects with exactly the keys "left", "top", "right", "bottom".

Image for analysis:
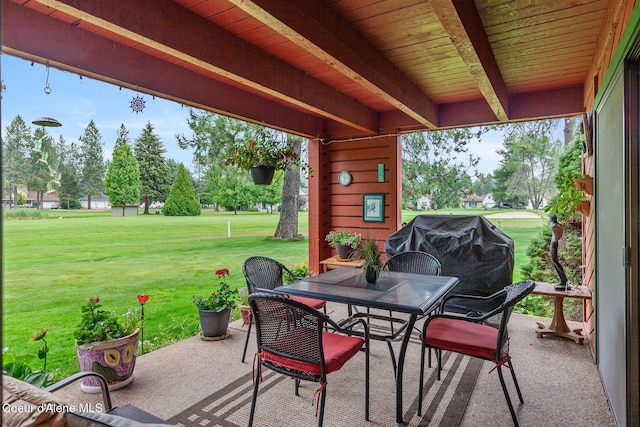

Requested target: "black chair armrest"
[
  {"left": 440, "top": 288, "right": 507, "bottom": 311},
  {"left": 45, "top": 371, "right": 113, "bottom": 411}
]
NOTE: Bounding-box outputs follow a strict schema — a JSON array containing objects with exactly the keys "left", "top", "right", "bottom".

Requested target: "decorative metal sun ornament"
[{"left": 130, "top": 95, "right": 146, "bottom": 114}]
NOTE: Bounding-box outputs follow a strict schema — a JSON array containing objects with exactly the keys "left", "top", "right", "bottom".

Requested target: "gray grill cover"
[{"left": 385, "top": 215, "right": 514, "bottom": 312}]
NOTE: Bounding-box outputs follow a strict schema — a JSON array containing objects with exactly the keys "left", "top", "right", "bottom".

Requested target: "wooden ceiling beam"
[
  {"left": 227, "top": 0, "right": 439, "bottom": 129},
  {"left": 28, "top": 0, "right": 378, "bottom": 135},
  {"left": 2, "top": 1, "right": 325, "bottom": 138},
  {"left": 431, "top": 0, "right": 510, "bottom": 122},
  {"left": 383, "top": 85, "right": 584, "bottom": 130}
]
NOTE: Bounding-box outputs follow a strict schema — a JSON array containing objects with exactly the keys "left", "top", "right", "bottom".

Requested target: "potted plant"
[
  {"left": 325, "top": 229, "right": 362, "bottom": 259},
  {"left": 237, "top": 287, "right": 251, "bottom": 326},
  {"left": 353, "top": 235, "right": 383, "bottom": 283},
  {"left": 74, "top": 297, "right": 142, "bottom": 393},
  {"left": 194, "top": 268, "right": 238, "bottom": 339},
  {"left": 223, "top": 127, "right": 309, "bottom": 185}
]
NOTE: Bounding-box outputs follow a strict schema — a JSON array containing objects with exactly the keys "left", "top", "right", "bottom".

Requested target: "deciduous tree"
[
  {"left": 105, "top": 144, "right": 141, "bottom": 213},
  {"left": 402, "top": 128, "right": 484, "bottom": 209},
  {"left": 493, "top": 120, "right": 561, "bottom": 209}
]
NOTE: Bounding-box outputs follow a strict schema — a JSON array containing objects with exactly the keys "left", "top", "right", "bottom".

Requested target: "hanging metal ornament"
[
  {"left": 130, "top": 95, "right": 146, "bottom": 114},
  {"left": 43, "top": 65, "right": 52, "bottom": 94}
]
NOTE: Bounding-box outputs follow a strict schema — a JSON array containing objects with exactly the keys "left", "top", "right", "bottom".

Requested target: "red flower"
[
  {"left": 211, "top": 291, "right": 218, "bottom": 297},
  {"left": 215, "top": 268, "right": 230, "bottom": 278},
  {"left": 137, "top": 294, "right": 149, "bottom": 305}
]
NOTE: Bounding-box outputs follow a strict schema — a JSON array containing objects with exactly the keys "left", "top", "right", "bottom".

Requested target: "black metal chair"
[
  {"left": 381, "top": 251, "right": 442, "bottom": 335},
  {"left": 383, "top": 250, "right": 442, "bottom": 276},
  {"left": 418, "top": 280, "right": 535, "bottom": 426},
  {"left": 248, "top": 292, "right": 369, "bottom": 427},
  {"left": 241, "top": 256, "right": 326, "bottom": 362}
]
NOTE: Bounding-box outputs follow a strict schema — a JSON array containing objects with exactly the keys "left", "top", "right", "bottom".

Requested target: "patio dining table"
[{"left": 275, "top": 267, "right": 459, "bottom": 424}]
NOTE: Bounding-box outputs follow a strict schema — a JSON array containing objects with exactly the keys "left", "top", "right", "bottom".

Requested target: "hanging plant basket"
[{"left": 250, "top": 166, "right": 275, "bottom": 185}]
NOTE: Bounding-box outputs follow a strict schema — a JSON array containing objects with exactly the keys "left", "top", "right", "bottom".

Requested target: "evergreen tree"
[
  {"left": 55, "top": 135, "right": 81, "bottom": 209},
  {"left": 105, "top": 144, "right": 141, "bottom": 213},
  {"left": 79, "top": 120, "right": 106, "bottom": 209},
  {"left": 134, "top": 122, "right": 172, "bottom": 214},
  {"left": 114, "top": 124, "right": 131, "bottom": 150},
  {"left": 28, "top": 127, "right": 59, "bottom": 209},
  {"left": 162, "top": 163, "right": 201, "bottom": 216},
  {"left": 2, "top": 115, "right": 31, "bottom": 208}
]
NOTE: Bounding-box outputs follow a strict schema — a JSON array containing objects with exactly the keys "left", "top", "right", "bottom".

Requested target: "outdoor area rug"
[{"left": 168, "top": 347, "right": 482, "bottom": 427}]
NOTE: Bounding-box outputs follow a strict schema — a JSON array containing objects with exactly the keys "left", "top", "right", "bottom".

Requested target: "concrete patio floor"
[{"left": 53, "top": 303, "right": 614, "bottom": 426}]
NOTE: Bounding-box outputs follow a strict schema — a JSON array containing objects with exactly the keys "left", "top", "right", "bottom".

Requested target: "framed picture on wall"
[{"left": 363, "top": 194, "right": 384, "bottom": 222}]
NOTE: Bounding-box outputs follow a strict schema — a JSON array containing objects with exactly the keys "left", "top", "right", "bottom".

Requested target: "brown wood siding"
[
  {"left": 580, "top": 0, "right": 637, "bottom": 356},
  {"left": 308, "top": 134, "right": 401, "bottom": 273}
]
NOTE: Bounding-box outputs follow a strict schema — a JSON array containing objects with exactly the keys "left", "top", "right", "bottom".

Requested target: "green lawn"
[{"left": 2, "top": 208, "right": 544, "bottom": 377}]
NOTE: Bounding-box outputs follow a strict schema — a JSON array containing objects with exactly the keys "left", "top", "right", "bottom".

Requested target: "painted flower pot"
[
  {"left": 250, "top": 166, "right": 275, "bottom": 185},
  {"left": 199, "top": 308, "right": 231, "bottom": 338},
  {"left": 76, "top": 328, "right": 140, "bottom": 393}
]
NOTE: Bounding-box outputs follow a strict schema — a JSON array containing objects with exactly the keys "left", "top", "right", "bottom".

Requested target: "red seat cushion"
[
  {"left": 260, "top": 331, "right": 363, "bottom": 375},
  {"left": 289, "top": 295, "right": 325, "bottom": 309},
  {"left": 423, "top": 318, "right": 499, "bottom": 361}
]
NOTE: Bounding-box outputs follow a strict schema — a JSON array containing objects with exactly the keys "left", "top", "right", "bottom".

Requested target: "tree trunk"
[
  {"left": 88, "top": 194, "right": 92, "bottom": 210},
  {"left": 274, "top": 136, "right": 301, "bottom": 239},
  {"left": 141, "top": 194, "right": 150, "bottom": 214},
  {"left": 563, "top": 117, "right": 576, "bottom": 146}
]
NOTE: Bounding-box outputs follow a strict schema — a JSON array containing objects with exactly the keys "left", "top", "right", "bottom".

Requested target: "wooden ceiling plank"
[
  {"left": 226, "top": 0, "right": 439, "bottom": 129},
  {"left": 431, "top": 0, "right": 509, "bottom": 122},
  {"left": 2, "top": 1, "right": 326, "bottom": 138},
  {"left": 31, "top": 0, "right": 378, "bottom": 135}
]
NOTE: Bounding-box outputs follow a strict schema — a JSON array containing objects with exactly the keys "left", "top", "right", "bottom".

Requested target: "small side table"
[
  {"left": 320, "top": 255, "right": 365, "bottom": 272},
  {"left": 531, "top": 282, "right": 592, "bottom": 344}
]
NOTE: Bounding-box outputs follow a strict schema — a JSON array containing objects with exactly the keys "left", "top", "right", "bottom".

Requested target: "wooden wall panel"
[{"left": 308, "top": 134, "right": 402, "bottom": 272}]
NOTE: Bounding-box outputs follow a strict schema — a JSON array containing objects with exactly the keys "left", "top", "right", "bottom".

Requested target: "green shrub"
[{"left": 162, "top": 163, "right": 201, "bottom": 216}]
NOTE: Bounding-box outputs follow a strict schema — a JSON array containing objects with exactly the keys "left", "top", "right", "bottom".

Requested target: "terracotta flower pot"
[
  {"left": 576, "top": 200, "right": 590, "bottom": 216},
  {"left": 76, "top": 328, "right": 140, "bottom": 393},
  {"left": 574, "top": 176, "right": 593, "bottom": 195},
  {"left": 239, "top": 304, "right": 253, "bottom": 326}
]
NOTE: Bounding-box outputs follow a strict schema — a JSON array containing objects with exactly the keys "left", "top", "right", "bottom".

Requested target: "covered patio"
[
  {"left": 51, "top": 303, "right": 613, "bottom": 426},
  {"left": 3, "top": 1, "right": 639, "bottom": 425}
]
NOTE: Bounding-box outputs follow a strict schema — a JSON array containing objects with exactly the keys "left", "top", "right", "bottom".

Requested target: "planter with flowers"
[
  {"left": 74, "top": 297, "right": 142, "bottom": 393},
  {"left": 223, "top": 128, "right": 309, "bottom": 185},
  {"left": 325, "top": 229, "right": 362, "bottom": 260},
  {"left": 194, "top": 268, "right": 238, "bottom": 340}
]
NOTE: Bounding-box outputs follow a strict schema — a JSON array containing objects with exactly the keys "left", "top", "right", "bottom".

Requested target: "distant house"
[
  {"left": 79, "top": 194, "right": 110, "bottom": 209},
  {"left": 482, "top": 193, "right": 496, "bottom": 209},
  {"left": 461, "top": 194, "right": 484, "bottom": 209},
  {"left": 2, "top": 186, "right": 60, "bottom": 209},
  {"left": 416, "top": 195, "right": 431, "bottom": 210}
]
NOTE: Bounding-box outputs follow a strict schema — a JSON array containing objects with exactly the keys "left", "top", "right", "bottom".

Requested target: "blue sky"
[
  {"left": 1, "top": 55, "right": 195, "bottom": 169},
  {"left": 2, "top": 54, "right": 508, "bottom": 175}
]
